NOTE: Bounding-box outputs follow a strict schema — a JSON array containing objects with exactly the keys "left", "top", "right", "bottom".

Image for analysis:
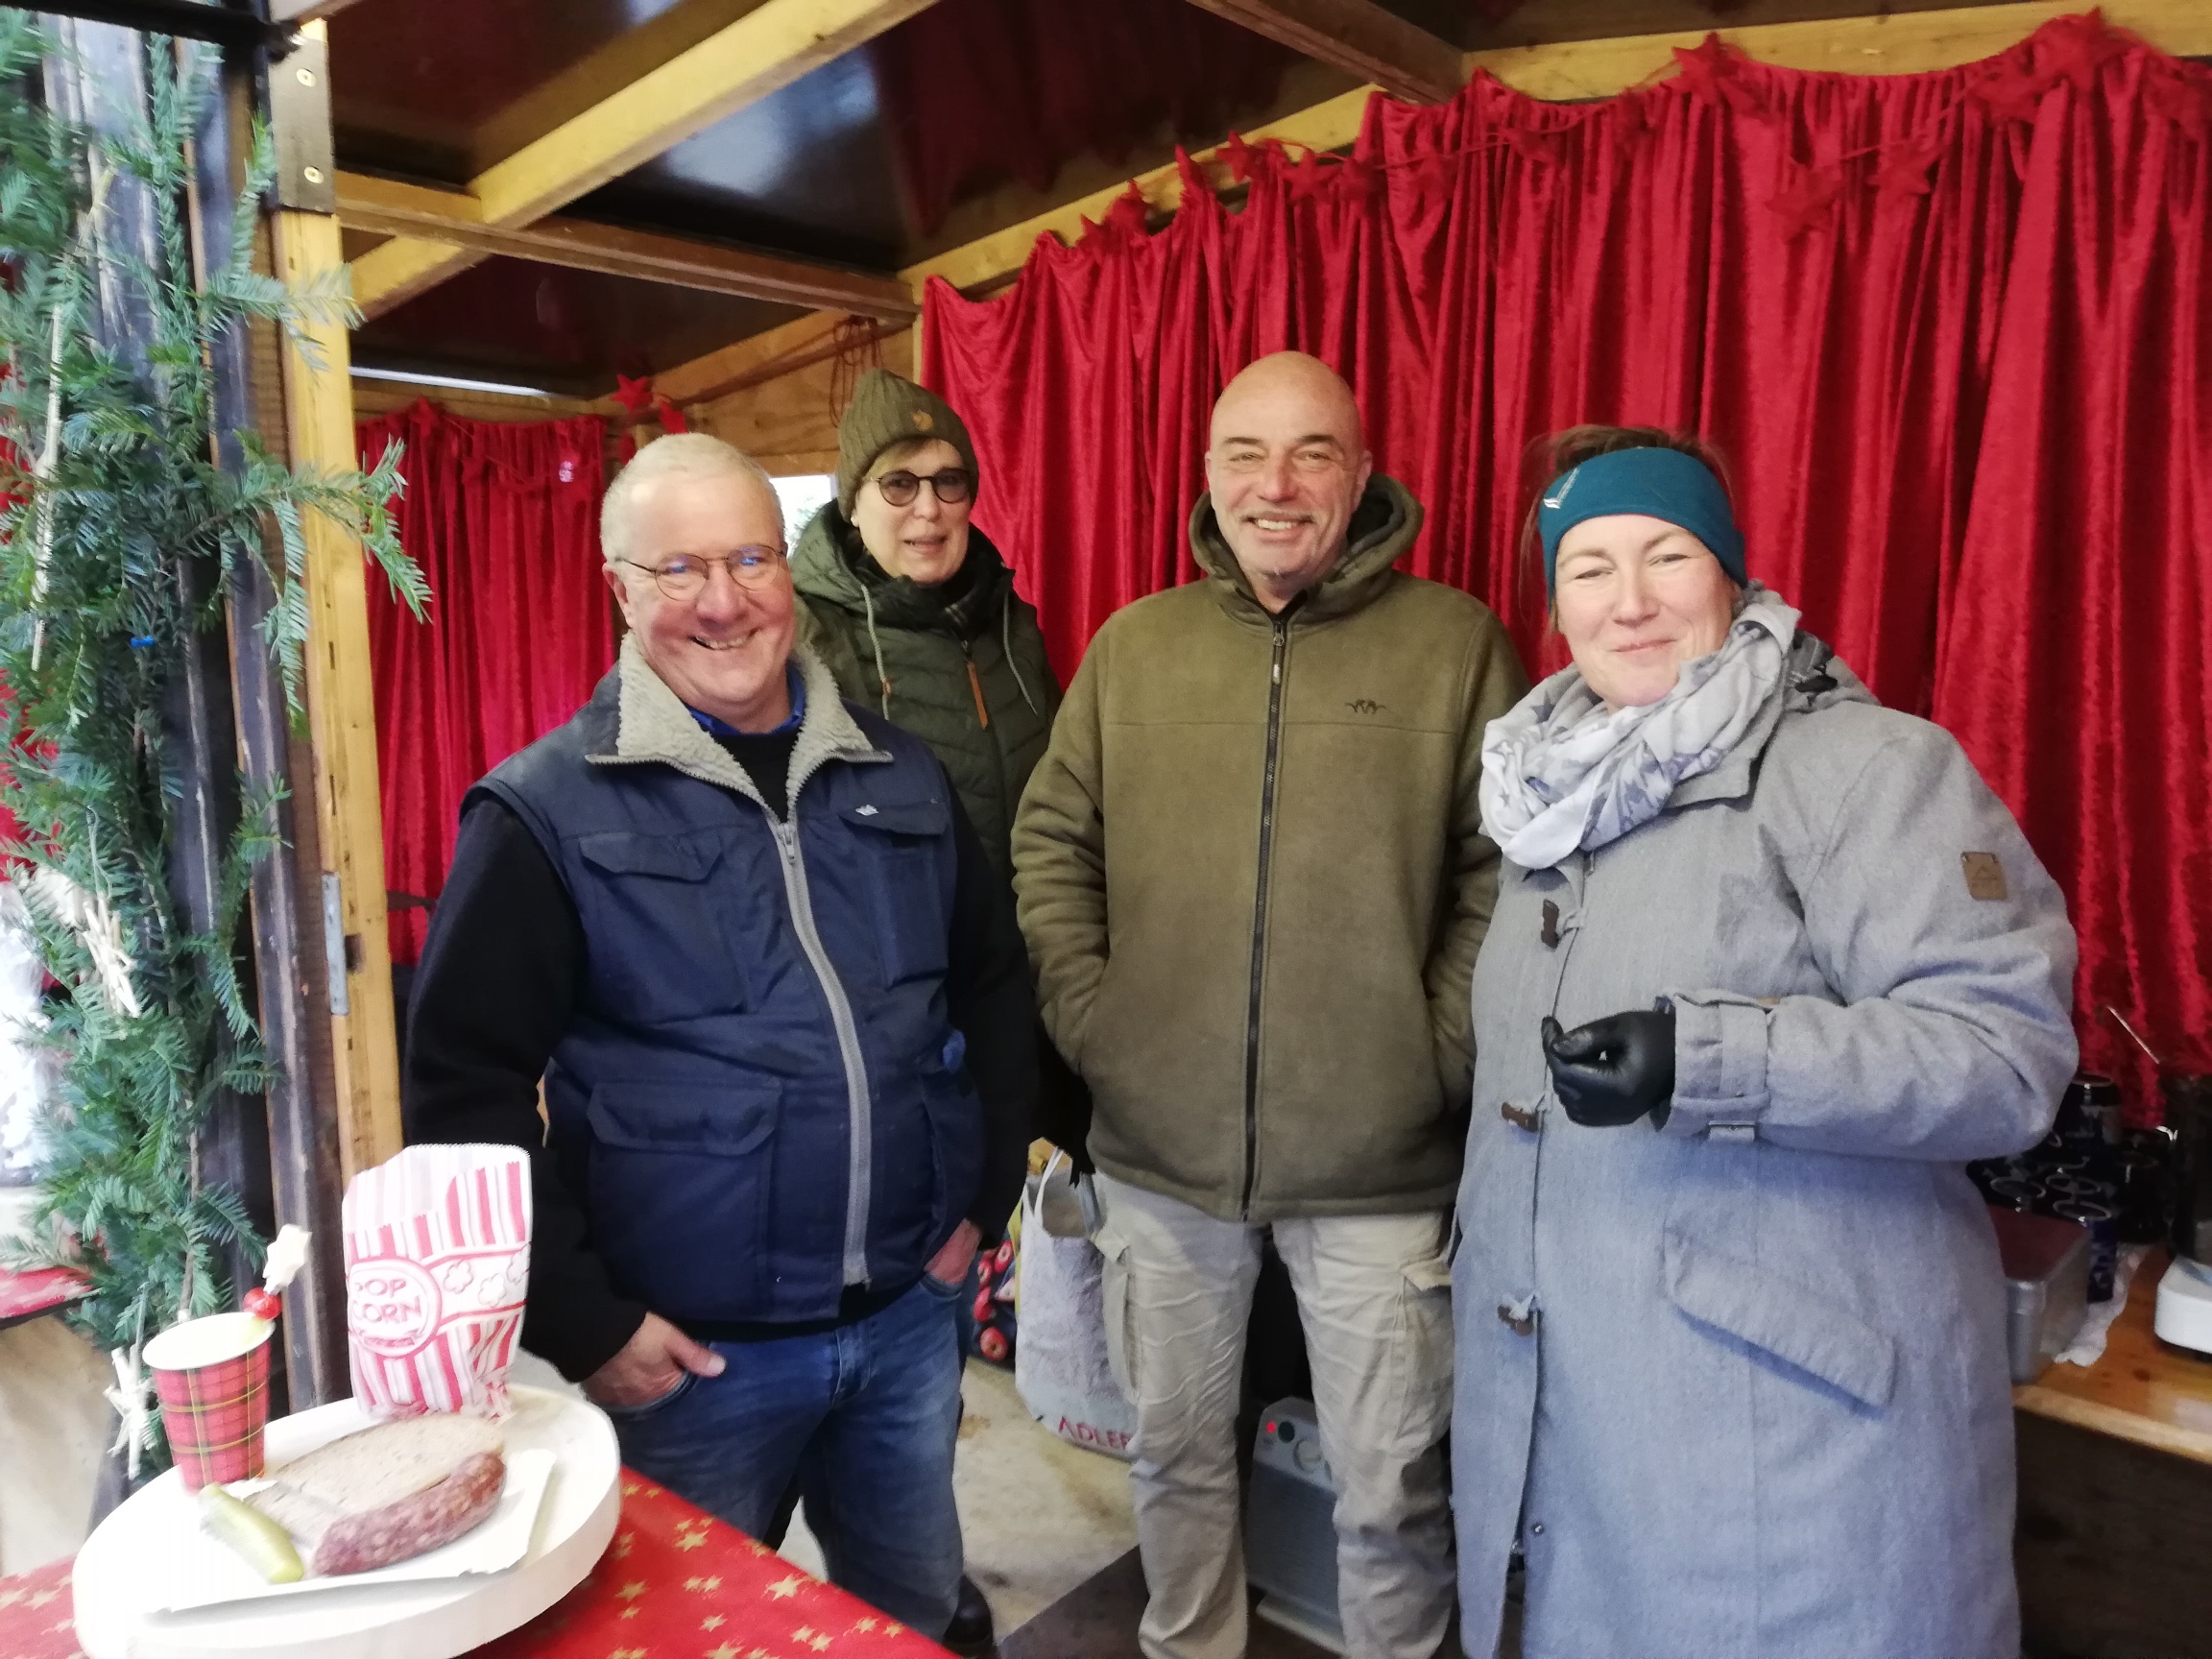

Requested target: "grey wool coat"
[{"left": 1452, "top": 636, "right": 2079, "bottom": 1659}]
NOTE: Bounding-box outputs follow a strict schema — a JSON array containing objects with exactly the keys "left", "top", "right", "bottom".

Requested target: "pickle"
[{"left": 200, "top": 1484, "right": 305, "bottom": 1583}]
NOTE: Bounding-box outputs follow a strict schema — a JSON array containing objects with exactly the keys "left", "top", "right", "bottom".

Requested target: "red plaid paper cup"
[{"left": 143, "top": 1311, "right": 275, "bottom": 1492}]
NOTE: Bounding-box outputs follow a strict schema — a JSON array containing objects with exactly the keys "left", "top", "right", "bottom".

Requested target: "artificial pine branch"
[{"left": 0, "top": 20, "right": 425, "bottom": 1471}]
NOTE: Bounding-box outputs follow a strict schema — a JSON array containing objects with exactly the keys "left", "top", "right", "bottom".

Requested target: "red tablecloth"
[
  {"left": 0, "top": 1267, "right": 88, "bottom": 1328},
  {"left": 0, "top": 1474, "right": 950, "bottom": 1659}
]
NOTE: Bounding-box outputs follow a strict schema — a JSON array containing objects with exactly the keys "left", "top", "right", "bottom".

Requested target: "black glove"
[{"left": 1542, "top": 1005, "right": 1676, "bottom": 1128}]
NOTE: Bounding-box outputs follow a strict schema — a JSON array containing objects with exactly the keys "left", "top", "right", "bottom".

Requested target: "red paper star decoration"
[
  {"left": 1766, "top": 163, "right": 1842, "bottom": 239},
  {"left": 2036, "top": 10, "right": 2128, "bottom": 92},
  {"left": 1872, "top": 139, "right": 1942, "bottom": 198},
  {"left": 1503, "top": 125, "right": 1567, "bottom": 166},
  {"left": 1671, "top": 35, "right": 1766, "bottom": 117}
]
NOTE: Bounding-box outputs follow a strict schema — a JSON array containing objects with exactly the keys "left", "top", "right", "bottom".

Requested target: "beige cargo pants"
[{"left": 1092, "top": 1173, "right": 1456, "bottom": 1659}]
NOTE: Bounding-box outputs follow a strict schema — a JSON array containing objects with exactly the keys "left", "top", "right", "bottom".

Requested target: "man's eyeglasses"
[
  {"left": 870, "top": 469, "right": 973, "bottom": 508},
  {"left": 621, "top": 546, "right": 786, "bottom": 600}
]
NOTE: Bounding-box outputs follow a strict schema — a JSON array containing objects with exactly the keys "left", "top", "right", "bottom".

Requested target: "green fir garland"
[{"left": 0, "top": 17, "right": 425, "bottom": 1471}]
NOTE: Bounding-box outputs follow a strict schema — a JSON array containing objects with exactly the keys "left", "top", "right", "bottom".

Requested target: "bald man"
[{"left": 1014, "top": 354, "right": 1527, "bottom": 1659}]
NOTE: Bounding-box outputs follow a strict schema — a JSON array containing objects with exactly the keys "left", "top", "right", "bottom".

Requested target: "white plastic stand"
[
  {"left": 2153, "top": 1255, "right": 2212, "bottom": 1356},
  {"left": 73, "top": 1384, "right": 619, "bottom": 1659}
]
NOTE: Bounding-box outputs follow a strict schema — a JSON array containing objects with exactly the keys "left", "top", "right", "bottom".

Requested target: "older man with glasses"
[{"left": 404, "top": 433, "right": 1035, "bottom": 1643}]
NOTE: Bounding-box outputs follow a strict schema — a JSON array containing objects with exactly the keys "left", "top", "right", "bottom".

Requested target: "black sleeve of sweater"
[
  {"left": 943, "top": 791, "right": 1037, "bottom": 1243},
  {"left": 401, "top": 797, "right": 648, "bottom": 1382}
]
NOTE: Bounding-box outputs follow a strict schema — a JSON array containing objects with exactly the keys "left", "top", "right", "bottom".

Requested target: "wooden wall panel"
[{"left": 691, "top": 325, "right": 912, "bottom": 477}]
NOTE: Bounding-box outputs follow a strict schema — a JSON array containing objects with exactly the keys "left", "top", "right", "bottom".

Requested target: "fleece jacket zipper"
[{"left": 1240, "top": 607, "right": 1295, "bottom": 1216}]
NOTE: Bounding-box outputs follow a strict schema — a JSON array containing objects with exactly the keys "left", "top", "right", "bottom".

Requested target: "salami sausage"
[{"left": 310, "top": 1452, "right": 507, "bottom": 1575}]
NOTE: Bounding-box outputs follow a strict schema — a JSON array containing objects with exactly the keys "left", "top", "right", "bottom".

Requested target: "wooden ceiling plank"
[
  {"left": 352, "top": 0, "right": 944, "bottom": 318},
  {"left": 470, "top": 0, "right": 944, "bottom": 228},
  {"left": 1183, "top": 0, "right": 1462, "bottom": 105},
  {"left": 349, "top": 234, "right": 487, "bottom": 322},
  {"left": 336, "top": 172, "right": 917, "bottom": 320},
  {"left": 907, "top": 0, "right": 2212, "bottom": 298},
  {"left": 468, "top": 0, "right": 776, "bottom": 176},
  {"left": 270, "top": 0, "right": 367, "bottom": 20},
  {"left": 655, "top": 310, "right": 880, "bottom": 405}
]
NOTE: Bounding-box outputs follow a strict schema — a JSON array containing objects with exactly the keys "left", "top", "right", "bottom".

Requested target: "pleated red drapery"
[
  {"left": 923, "top": 16, "right": 2212, "bottom": 1093},
  {"left": 358, "top": 400, "right": 612, "bottom": 965}
]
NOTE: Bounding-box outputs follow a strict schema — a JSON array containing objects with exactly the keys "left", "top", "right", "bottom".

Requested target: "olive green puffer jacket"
[{"left": 791, "top": 504, "right": 1060, "bottom": 874}]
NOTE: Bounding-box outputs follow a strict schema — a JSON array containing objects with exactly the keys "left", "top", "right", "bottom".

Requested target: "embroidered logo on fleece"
[
  {"left": 1960, "top": 852, "right": 2008, "bottom": 901},
  {"left": 1542, "top": 466, "right": 1581, "bottom": 512}
]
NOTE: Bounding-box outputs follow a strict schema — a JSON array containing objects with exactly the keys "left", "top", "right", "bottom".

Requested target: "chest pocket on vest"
[
  {"left": 840, "top": 799, "right": 950, "bottom": 986},
  {"left": 574, "top": 830, "right": 750, "bottom": 1022}
]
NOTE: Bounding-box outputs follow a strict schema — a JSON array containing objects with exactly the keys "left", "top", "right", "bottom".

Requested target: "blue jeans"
[{"left": 606, "top": 1276, "right": 968, "bottom": 1638}]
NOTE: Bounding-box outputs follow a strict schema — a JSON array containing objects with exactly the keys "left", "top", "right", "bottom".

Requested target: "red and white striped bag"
[{"left": 342, "top": 1143, "right": 532, "bottom": 1420}]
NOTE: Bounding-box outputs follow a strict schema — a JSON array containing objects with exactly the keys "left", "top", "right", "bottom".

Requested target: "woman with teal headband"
[{"left": 1448, "top": 426, "right": 2080, "bottom": 1657}]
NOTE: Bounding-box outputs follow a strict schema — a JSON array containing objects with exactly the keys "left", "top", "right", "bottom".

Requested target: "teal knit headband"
[{"left": 1538, "top": 447, "right": 1747, "bottom": 593}]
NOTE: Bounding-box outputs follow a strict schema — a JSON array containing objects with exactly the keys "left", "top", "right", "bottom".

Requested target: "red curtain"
[
  {"left": 923, "top": 16, "right": 2212, "bottom": 1094},
  {"left": 871, "top": 0, "right": 1294, "bottom": 238},
  {"left": 359, "top": 401, "right": 611, "bottom": 965}
]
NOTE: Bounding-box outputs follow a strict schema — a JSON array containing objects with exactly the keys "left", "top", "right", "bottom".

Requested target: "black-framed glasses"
[
  {"left": 870, "top": 469, "right": 972, "bottom": 508},
  {"left": 621, "top": 546, "right": 786, "bottom": 600}
]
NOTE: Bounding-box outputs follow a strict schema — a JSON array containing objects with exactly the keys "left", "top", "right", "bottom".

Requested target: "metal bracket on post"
[
  {"left": 322, "top": 872, "right": 350, "bottom": 1016},
  {"left": 33, "top": 7, "right": 333, "bottom": 211},
  {"left": 262, "top": 19, "right": 333, "bottom": 213}
]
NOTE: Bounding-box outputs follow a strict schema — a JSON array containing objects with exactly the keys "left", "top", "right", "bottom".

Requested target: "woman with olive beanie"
[
  {"left": 789, "top": 371, "right": 1062, "bottom": 1657},
  {"left": 791, "top": 369, "right": 1058, "bottom": 875}
]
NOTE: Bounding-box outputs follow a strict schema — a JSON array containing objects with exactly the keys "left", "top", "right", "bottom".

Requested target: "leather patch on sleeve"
[{"left": 1960, "top": 852, "right": 2008, "bottom": 901}]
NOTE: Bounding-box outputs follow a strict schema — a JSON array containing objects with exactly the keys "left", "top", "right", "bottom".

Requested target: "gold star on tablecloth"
[
  {"left": 683, "top": 1575, "right": 723, "bottom": 1592},
  {"left": 614, "top": 1580, "right": 648, "bottom": 1602},
  {"left": 707, "top": 1646, "right": 739, "bottom": 1659},
  {"left": 702, "top": 1614, "right": 726, "bottom": 1630},
  {"left": 765, "top": 1575, "right": 805, "bottom": 1600}
]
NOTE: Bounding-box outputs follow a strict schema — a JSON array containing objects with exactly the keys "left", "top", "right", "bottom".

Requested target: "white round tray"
[{"left": 73, "top": 1383, "right": 620, "bottom": 1659}]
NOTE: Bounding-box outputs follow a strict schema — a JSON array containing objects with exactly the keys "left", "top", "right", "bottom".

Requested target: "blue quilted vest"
[{"left": 476, "top": 647, "right": 984, "bottom": 1326}]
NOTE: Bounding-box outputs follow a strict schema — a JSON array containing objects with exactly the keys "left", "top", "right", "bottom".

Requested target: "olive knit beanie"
[{"left": 835, "top": 369, "right": 980, "bottom": 518}]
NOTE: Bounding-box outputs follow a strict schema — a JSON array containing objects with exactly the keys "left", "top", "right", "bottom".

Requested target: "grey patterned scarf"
[{"left": 1479, "top": 585, "right": 1799, "bottom": 870}]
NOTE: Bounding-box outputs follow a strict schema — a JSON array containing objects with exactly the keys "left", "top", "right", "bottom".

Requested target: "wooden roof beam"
[
  {"left": 905, "top": 0, "right": 2212, "bottom": 298},
  {"left": 1182, "top": 0, "right": 1462, "bottom": 105},
  {"left": 654, "top": 309, "right": 906, "bottom": 406},
  {"left": 336, "top": 173, "right": 917, "bottom": 321},
  {"left": 352, "top": 0, "right": 944, "bottom": 319}
]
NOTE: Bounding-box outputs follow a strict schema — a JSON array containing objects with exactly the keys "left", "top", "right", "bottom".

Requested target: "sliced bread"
[{"left": 249, "top": 1413, "right": 504, "bottom": 1545}]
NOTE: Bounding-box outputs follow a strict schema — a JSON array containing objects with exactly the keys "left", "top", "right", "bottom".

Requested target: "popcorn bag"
[{"left": 343, "top": 1143, "right": 533, "bottom": 1419}]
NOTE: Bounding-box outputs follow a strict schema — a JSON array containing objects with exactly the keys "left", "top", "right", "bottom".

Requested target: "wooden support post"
[{"left": 271, "top": 204, "right": 403, "bottom": 1186}]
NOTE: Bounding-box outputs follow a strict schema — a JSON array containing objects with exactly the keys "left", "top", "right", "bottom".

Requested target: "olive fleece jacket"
[{"left": 1012, "top": 475, "right": 1528, "bottom": 1220}]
